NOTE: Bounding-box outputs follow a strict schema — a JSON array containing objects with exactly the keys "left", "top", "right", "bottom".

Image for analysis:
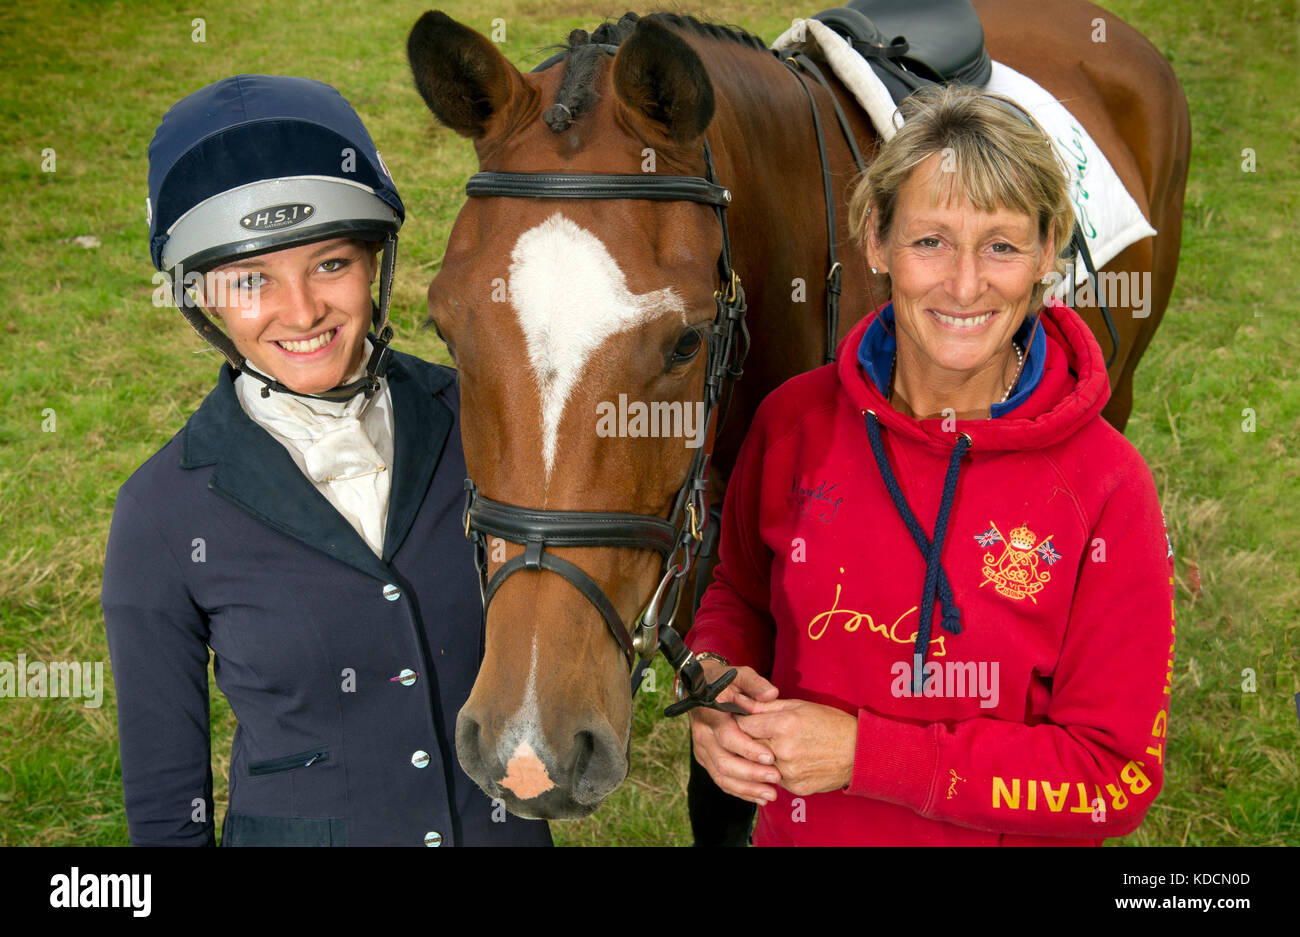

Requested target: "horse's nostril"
[
  {"left": 567, "top": 724, "right": 626, "bottom": 805},
  {"left": 455, "top": 710, "right": 487, "bottom": 781},
  {"left": 570, "top": 729, "right": 596, "bottom": 783}
]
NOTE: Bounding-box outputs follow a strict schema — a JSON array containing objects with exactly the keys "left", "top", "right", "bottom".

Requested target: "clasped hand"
[{"left": 688, "top": 661, "right": 857, "bottom": 804}]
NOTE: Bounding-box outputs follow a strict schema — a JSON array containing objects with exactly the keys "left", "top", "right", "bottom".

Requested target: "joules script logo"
[{"left": 806, "top": 569, "right": 946, "bottom": 656}]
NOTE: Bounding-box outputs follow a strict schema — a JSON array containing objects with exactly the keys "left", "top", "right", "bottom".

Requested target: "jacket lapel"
[
  {"left": 180, "top": 355, "right": 453, "bottom": 581},
  {"left": 383, "top": 355, "right": 454, "bottom": 563}
]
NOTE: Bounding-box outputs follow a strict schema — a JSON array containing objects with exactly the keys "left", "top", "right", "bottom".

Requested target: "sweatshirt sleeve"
[
  {"left": 686, "top": 404, "right": 777, "bottom": 676},
  {"left": 102, "top": 486, "right": 216, "bottom": 846},
  {"left": 846, "top": 452, "right": 1175, "bottom": 839}
]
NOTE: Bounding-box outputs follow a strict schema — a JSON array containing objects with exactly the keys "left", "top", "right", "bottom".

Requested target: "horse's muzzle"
[{"left": 455, "top": 706, "right": 628, "bottom": 820}]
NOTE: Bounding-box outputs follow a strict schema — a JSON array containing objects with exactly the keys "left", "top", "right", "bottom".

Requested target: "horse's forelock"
[{"left": 541, "top": 12, "right": 771, "bottom": 134}]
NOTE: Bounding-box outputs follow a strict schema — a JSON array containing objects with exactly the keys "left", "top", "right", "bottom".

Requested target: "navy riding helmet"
[{"left": 147, "top": 74, "right": 405, "bottom": 400}]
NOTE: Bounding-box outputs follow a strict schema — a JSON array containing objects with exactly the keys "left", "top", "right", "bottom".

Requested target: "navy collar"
[
  {"left": 857, "top": 303, "right": 1046, "bottom": 417},
  {"left": 181, "top": 351, "right": 455, "bottom": 580}
]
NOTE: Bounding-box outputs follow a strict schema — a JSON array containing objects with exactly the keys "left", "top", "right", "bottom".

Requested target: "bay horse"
[{"left": 407, "top": 0, "right": 1189, "bottom": 820}]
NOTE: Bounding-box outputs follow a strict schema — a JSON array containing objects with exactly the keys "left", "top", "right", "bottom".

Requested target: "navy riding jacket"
[{"left": 102, "top": 351, "right": 551, "bottom": 847}]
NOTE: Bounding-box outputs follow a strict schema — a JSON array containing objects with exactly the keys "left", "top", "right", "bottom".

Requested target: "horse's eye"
[{"left": 671, "top": 327, "right": 704, "bottom": 366}]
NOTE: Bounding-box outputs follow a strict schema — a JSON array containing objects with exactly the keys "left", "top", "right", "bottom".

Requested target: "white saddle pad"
[{"left": 771, "top": 17, "right": 1157, "bottom": 286}]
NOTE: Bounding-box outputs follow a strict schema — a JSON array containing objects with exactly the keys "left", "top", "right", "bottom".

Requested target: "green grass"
[{"left": 0, "top": 0, "right": 1296, "bottom": 846}]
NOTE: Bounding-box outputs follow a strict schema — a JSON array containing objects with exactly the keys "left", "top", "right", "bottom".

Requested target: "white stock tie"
[{"left": 235, "top": 345, "right": 393, "bottom": 556}]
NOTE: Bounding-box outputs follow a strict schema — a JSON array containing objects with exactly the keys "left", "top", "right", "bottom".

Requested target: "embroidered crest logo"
[{"left": 975, "top": 521, "right": 1060, "bottom": 604}]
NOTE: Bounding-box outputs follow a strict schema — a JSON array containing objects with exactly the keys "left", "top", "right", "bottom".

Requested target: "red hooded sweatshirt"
[{"left": 689, "top": 300, "right": 1175, "bottom": 845}]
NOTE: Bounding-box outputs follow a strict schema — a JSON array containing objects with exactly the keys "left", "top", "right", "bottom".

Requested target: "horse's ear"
[
  {"left": 612, "top": 17, "right": 715, "bottom": 144},
  {"left": 407, "top": 11, "right": 526, "bottom": 139}
]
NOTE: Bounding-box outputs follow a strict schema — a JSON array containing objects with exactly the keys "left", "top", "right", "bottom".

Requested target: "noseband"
[{"left": 460, "top": 141, "right": 751, "bottom": 716}]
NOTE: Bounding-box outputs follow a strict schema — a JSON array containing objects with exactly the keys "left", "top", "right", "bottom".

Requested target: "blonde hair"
[{"left": 848, "top": 85, "right": 1075, "bottom": 307}]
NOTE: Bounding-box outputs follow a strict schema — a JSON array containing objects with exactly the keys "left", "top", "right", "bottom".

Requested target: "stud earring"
[{"left": 871, "top": 266, "right": 879, "bottom": 274}]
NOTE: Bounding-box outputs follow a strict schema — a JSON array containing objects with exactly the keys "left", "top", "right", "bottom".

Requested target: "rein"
[{"left": 782, "top": 51, "right": 870, "bottom": 364}]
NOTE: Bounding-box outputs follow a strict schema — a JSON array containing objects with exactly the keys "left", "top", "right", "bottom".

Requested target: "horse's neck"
[{"left": 699, "top": 42, "right": 880, "bottom": 480}]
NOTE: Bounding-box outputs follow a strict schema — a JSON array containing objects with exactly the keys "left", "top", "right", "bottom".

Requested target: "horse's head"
[{"left": 409, "top": 11, "right": 730, "bottom": 818}]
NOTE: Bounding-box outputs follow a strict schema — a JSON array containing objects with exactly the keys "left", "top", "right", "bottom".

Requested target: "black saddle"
[{"left": 809, "top": 0, "right": 992, "bottom": 104}]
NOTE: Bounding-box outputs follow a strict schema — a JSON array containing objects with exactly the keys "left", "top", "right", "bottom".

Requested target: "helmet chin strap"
[{"left": 174, "top": 233, "right": 399, "bottom": 402}]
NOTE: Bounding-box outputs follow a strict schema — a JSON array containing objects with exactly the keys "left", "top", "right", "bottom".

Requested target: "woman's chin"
[
  {"left": 250, "top": 337, "right": 365, "bottom": 396},
  {"left": 923, "top": 345, "right": 999, "bottom": 376},
  {"left": 279, "top": 371, "right": 348, "bottom": 396},
  {"left": 243, "top": 358, "right": 348, "bottom": 396}
]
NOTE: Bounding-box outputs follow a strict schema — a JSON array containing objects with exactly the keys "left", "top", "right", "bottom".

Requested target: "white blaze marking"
[
  {"left": 498, "top": 633, "right": 555, "bottom": 799},
  {"left": 507, "top": 212, "right": 686, "bottom": 479},
  {"left": 509, "top": 631, "right": 542, "bottom": 747}
]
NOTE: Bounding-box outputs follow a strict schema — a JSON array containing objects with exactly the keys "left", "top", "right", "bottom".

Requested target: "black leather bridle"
[{"left": 459, "top": 141, "right": 751, "bottom": 717}]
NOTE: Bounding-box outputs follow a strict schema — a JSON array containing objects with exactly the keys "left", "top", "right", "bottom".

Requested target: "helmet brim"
[{"left": 160, "top": 175, "right": 400, "bottom": 273}]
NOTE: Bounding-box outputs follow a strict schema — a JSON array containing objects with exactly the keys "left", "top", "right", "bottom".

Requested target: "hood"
[
  {"left": 835, "top": 298, "right": 1110, "bottom": 453},
  {"left": 834, "top": 299, "right": 1111, "bottom": 689}
]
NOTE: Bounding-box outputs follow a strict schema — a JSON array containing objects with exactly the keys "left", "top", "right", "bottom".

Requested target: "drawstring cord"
[{"left": 863, "top": 410, "right": 969, "bottom": 691}]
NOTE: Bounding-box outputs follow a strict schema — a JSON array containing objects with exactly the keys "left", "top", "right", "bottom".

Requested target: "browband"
[{"left": 466, "top": 171, "right": 732, "bottom": 208}]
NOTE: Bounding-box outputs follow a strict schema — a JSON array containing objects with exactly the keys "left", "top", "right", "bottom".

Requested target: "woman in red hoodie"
[{"left": 687, "top": 85, "right": 1175, "bottom": 845}]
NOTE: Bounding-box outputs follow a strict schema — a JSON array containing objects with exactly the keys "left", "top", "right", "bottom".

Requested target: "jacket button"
[
  {"left": 411, "top": 750, "right": 430, "bottom": 769},
  {"left": 424, "top": 831, "right": 443, "bottom": 847},
  {"left": 394, "top": 668, "right": 418, "bottom": 686},
  {"left": 383, "top": 584, "right": 402, "bottom": 601}
]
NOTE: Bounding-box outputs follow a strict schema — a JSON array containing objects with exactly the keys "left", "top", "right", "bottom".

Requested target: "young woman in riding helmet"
[{"left": 102, "top": 74, "right": 551, "bottom": 846}]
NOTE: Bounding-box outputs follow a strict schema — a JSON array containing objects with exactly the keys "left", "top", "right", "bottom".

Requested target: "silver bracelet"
[{"left": 692, "top": 652, "right": 731, "bottom": 667}]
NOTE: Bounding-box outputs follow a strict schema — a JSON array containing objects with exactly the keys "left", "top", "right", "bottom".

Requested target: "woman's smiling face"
[
  {"left": 202, "top": 238, "right": 380, "bottom": 395},
  {"left": 868, "top": 153, "right": 1055, "bottom": 378}
]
